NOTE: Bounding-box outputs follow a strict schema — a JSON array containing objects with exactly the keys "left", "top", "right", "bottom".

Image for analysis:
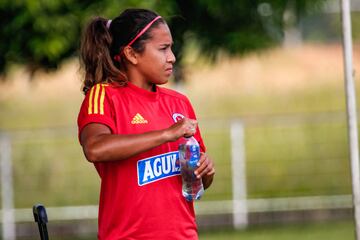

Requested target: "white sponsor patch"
[{"left": 137, "top": 152, "right": 180, "bottom": 186}]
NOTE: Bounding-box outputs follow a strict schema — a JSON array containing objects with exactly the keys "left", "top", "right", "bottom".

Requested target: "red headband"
[
  {"left": 126, "top": 16, "right": 162, "bottom": 47},
  {"left": 113, "top": 16, "right": 162, "bottom": 62}
]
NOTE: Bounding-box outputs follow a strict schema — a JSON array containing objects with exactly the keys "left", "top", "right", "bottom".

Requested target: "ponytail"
[
  {"left": 79, "top": 17, "right": 126, "bottom": 94},
  {"left": 79, "top": 9, "right": 165, "bottom": 94}
]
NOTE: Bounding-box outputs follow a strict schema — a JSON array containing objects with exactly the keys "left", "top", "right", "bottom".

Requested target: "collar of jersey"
[{"left": 126, "top": 81, "right": 159, "bottom": 101}]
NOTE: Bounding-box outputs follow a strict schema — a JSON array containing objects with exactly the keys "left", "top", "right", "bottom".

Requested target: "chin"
[{"left": 156, "top": 79, "right": 169, "bottom": 85}]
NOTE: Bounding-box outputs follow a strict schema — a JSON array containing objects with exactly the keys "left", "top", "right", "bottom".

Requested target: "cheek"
[
  {"left": 152, "top": 50, "right": 167, "bottom": 63},
  {"left": 144, "top": 51, "right": 162, "bottom": 66}
]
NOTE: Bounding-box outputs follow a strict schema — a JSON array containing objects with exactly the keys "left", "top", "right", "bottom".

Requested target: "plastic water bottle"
[{"left": 179, "top": 136, "right": 204, "bottom": 201}]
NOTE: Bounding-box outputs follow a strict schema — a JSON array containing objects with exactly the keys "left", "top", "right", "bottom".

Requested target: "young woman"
[{"left": 78, "top": 8, "right": 215, "bottom": 240}]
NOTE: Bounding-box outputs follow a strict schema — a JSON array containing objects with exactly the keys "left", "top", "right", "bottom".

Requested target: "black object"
[{"left": 33, "top": 204, "right": 49, "bottom": 240}]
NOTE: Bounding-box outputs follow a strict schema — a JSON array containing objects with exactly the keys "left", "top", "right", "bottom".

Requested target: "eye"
[{"left": 159, "top": 44, "right": 171, "bottom": 51}]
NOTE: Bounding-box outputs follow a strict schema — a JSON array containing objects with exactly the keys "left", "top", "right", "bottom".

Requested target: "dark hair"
[{"left": 79, "top": 9, "right": 165, "bottom": 94}]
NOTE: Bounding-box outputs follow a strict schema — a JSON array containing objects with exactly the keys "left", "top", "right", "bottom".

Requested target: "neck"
[{"left": 126, "top": 68, "right": 154, "bottom": 92}]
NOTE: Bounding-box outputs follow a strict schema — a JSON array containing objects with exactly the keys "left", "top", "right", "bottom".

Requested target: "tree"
[
  {"left": 0, "top": 0, "right": 154, "bottom": 76},
  {"left": 0, "top": 0, "right": 84, "bottom": 74},
  {"left": 0, "top": 0, "right": 326, "bottom": 81},
  {"left": 157, "top": 0, "right": 326, "bottom": 83}
]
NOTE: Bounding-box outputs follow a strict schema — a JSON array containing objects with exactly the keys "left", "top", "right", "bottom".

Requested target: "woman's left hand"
[{"left": 194, "top": 152, "right": 215, "bottom": 189}]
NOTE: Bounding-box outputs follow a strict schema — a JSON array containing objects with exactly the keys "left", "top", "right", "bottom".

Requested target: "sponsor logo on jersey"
[
  {"left": 137, "top": 151, "right": 180, "bottom": 186},
  {"left": 88, "top": 84, "right": 108, "bottom": 115},
  {"left": 172, "top": 113, "right": 185, "bottom": 123},
  {"left": 131, "top": 113, "right": 148, "bottom": 124}
]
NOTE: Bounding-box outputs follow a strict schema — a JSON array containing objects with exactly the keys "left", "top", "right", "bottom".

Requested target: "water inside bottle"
[{"left": 179, "top": 138, "right": 204, "bottom": 201}]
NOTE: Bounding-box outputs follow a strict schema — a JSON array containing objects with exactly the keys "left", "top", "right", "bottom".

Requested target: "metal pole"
[
  {"left": 340, "top": 0, "right": 360, "bottom": 239},
  {"left": 0, "top": 133, "right": 16, "bottom": 240},
  {"left": 230, "top": 121, "right": 248, "bottom": 229},
  {"left": 33, "top": 204, "right": 49, "bottom": 240}
]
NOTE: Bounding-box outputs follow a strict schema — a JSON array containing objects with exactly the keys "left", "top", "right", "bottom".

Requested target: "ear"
[{"left": 123, "top": 46, "right": 138, "bottom": 65}]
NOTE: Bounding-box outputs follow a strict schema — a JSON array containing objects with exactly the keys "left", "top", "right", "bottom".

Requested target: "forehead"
[{"left": 148, "top": 23, "right": 173, "bottom": 44}]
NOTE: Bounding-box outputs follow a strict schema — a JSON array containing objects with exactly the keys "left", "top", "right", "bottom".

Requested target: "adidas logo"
[{"left": 131, "top": 113, "right": 148, "bottom": 124}]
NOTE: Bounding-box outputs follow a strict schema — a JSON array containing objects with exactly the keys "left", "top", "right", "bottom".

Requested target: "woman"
[{"left": 78, "top": 8, "right": 215, "bottom": 240}]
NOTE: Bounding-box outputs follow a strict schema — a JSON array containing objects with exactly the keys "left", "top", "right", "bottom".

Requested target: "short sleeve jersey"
[{"left": 77, "top": 82, "right": 206, "bottom": 240}]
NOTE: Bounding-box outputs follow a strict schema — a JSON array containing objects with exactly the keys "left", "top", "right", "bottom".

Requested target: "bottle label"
[{"left": 188, "top": 144, "right": 200, "bottom": 168}]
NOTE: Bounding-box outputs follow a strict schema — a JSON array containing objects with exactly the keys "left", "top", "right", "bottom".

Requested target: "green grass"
[
  {"left": 199, "top": 220, "right": 355, "bottom": 240},
  {"left": 245, "top": 120, "right": 351, "bottom": 198},
  {"left": 22, "top": 220, "right": 355, "bottom": 240},
  {"left": 11, "top": 132, "right": 100, "bottom": 207},
  {"left": 0, "top": 82, "right": 355, "bottom": 207},
  {"left": 189, "top": 83, "right": 347, "bottom": 118},
  {"left": 0, "top": 44, "right": 358, "bottom": 207},
  {"left": 1, "top": 48, "right": 358, "bottom": 240}
]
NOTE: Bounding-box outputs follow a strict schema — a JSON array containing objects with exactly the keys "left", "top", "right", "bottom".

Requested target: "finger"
[
  {"left": 189, "top": 118, "right": 197, "bottom": 124},
  {"left": 183, "top": 128, "right": 196, "bottom": 138},
  {"left": 192, "top": 121, "right": 198, "bottom": 131},
  {"left": 186, "top": 119, "right": 197, "bottom": 129},
  {"left": 196, "top": 162, "right": 213, "bottom": 179},
  {"left": 197, "top": 152, "right": 207, "bottom": 166},
  {"left": 184, "top": 123, "right": 197, "bottom": 137},
  {"left": 194, "top": 155, "right": 210, "bottom": 178},
  {"left": 187, "top": 125, "right": 196, "bottom": 133},
  {"left": 203, "top": 163, "right": 215, "bottom": 178},
  {"left": 197, "top": 154, "right": 215, "bottom": 178},
  {"left": 206, "top": 167, "right": 215, "bottom": 176},
  {"left": 194, "top": 164, "right": 205, "bottom": 177}
]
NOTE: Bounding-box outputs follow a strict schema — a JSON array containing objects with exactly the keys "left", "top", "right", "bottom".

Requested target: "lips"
[{"left": 165, "top": 67, "right": 173, "bottom": 75}]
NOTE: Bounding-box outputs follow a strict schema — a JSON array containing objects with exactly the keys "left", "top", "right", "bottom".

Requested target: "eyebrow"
[
  {"left": 159, "top": 42, "right": 173, "bottom": 47},
  {"left": 160, "top": 41, "right": 174, "bottom": 45}
]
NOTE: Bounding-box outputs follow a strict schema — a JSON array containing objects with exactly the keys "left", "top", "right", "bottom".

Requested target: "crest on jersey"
[{"left": 172, "top": 113, "right": 185, "bottom": 123}]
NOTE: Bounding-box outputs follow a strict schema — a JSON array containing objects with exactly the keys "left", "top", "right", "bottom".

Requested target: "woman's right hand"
[{"left": 164, "top": 118, "right": 198, "bottom": 142}]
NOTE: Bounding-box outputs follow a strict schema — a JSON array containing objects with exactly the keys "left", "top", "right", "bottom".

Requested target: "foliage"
[
  {"left": 0, "top": 0, "right": 156, "bottom": 74},
  {"left": 0, "top": 0, "right": 326, "bottom": 78},
  {"left": 163, "top": 0, "right": 326, "bottom": 58}
]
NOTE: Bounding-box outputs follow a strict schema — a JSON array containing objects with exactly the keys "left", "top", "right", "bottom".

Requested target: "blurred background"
[{"left": 0, "top": 0, "right": 360, "bottom": 239}]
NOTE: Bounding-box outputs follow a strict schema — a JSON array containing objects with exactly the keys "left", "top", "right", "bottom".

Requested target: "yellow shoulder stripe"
[
  {"left": 88, "top": 84, "right": 108, "bottom": 115},
  {"left": 99, "top": 84, "right": 105, "bottom": 115}
]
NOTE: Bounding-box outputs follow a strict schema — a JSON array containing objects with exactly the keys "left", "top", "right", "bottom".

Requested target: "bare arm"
[{"left": 80, "top": 118, "right": 197, "bottom": 163}]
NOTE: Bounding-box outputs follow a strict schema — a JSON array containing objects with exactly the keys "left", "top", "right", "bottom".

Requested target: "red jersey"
[{"left": 77, "top": 82, "right": 206, "bottom": 240}]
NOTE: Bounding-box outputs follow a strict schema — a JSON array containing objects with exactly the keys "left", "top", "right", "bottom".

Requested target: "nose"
[{"left": 167, "top": 49, "right": 176, "bottom": 64}]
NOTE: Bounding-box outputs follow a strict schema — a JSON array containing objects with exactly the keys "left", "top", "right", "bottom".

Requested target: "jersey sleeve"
[
  {"left": 184, "top": 98, "right": 207, "bottom": 153},
  {"left": 77, "top": 84, "right": 116, "bottom": 142}
]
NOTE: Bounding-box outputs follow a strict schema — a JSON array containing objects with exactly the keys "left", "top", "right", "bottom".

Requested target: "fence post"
[
  {"left": 340, "top": 0, "right": 360, "bottom": 239},
  {"left": 231, "top": 120, "right": 248, "bottom": 229},
  {"left": 0, "top": 133, "right": 15, "bottom": 240}
]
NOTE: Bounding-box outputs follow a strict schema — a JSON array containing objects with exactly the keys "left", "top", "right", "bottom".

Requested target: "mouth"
[{"left": 165, "top": 67, "right": 173, "bottom": 75}]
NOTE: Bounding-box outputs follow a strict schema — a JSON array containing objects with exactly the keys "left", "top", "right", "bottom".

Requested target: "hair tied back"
[
  {"left": 113, "top": 54, "right": 121, "bottom": 62},
  {"left": 106, "top": 20, "right": 112, "bottom": 29}
]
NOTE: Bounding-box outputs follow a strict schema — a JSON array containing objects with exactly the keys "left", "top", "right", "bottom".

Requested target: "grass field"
[
  {"left": 1, "top": 43, "right": 360, "bottom": 239},
  {"left": 199, "top": 220, "right": 355, "bottom": 240},
  {"left": 0, "top": 43, "right": 359, "bottom": 207},
  {"left": 31, "top": 220, "right": 354, "bottom": 240}
]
